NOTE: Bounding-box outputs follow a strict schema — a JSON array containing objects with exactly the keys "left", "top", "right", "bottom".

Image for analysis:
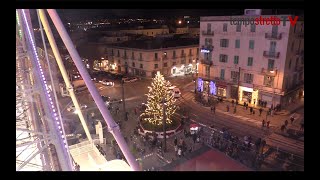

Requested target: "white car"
[
  {"left": 99, "top": 80, "right": 114, "bottom": 86},
  {"left": 172, "top": 88, "right": 181, "bottom": 98},
  {"left": 67, "top": 104, "right": 87, "bottom": 112},
  {"left": 123, "top": 77, "right": 138, "bottom": 83}
]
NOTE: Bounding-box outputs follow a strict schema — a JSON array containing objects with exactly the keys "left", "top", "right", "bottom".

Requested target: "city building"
[
  {"left": 198, "top": 10, "right": 304, "bottom": 108},
  {"left": 105, "top": 37, "right": 200, "bottom": 78}
]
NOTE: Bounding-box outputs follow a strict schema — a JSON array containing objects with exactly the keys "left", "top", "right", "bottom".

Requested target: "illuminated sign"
[{"left": 200, "top": 49, "right": 210, "bottom": 53}]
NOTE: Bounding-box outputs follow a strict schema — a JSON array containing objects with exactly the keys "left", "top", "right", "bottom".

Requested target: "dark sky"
[
  {"left": 57, "top": 9, "right": 245, "bottom": 21},
  {"left": 56, "top": 9, "right": 304, "bottom": 22}
]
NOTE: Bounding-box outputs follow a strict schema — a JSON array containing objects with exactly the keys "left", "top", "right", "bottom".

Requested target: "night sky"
[{"left": 57, "top": 9, "right": 303, "bottom": 21}]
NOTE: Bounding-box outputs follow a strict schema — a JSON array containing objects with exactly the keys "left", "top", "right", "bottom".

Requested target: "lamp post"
[
  {"left": 121, "top": 80, "right": 127, "bottom": 121},
  {"left": 162, "top": 97, "right": 167, "bottom": 152},
  {"left": 269, "top": 69, "right": 277, "bottom": 108}
]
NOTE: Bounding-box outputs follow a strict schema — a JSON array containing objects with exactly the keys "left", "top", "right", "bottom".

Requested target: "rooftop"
[
  {"left": 108, "top": 36, "right": 199, "bottom": 50},
  {"left": 201, "top": 15, "right": 304, "bottom": 21}
]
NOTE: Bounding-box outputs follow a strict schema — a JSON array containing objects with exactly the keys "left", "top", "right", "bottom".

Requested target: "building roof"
[
  {"left": 200, "top": 15, "right": 303, "bottom": 21},
  {"left": 108, "top": 36, "right": 199, "bottom": 50}
]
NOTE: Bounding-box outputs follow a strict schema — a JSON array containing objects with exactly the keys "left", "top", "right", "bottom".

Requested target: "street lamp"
[
  {"left": 269, "top": 69, "right": 277, "bottom": 108},
  {"left": 162, "top": 97, "right": 167, "bottom": 152}
]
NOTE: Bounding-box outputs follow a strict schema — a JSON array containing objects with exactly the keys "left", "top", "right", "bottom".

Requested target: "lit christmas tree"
[{"left": 140, "top": 71, "right": 178, "bottom": 126}]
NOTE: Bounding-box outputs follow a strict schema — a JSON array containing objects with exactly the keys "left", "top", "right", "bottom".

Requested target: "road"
[{"left": 56, "top": 75, "right": 303, "bottom": 170}]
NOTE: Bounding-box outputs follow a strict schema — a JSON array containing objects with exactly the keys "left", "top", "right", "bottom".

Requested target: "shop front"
[
  {"left": 215, "top": 81, "right": 227, "bottom": 98},
  {"left": 196, "top": 78, "right": 217, "bottom": 96},
  {"left": 239, "top": 86, "right": 259, "bottom": 105},
  {"left": 171, "top": 64, "right": 197, "bottom": 77}
]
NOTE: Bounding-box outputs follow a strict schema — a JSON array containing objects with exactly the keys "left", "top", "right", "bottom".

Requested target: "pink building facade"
[{"left": 198, "top": 14, "right": 304, "bottom": 108}]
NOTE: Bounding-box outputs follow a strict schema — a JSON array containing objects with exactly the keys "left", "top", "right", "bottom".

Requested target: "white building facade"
[
  {"left": 198, "top": 14, "right": 304, "bottom": 108},
  {"left": 106, "top": 45, "right": 199, "bottom": 78}
]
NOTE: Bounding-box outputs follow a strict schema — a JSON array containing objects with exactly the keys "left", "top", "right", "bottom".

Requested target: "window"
[
  {"left": 268, "top": 59, "right": 275, "bottom": 70},
  {"left": 235, "top": 39, "right": 240, "bottom": 48},
  {"left": 173, "top": 51, "right": 176, "bottom": 58},
  {"left": 189, "top": 49, "right": 192, "bottom": 55},
  {"left": 154, "top": 64, "right": 158, "bottom": 69},
  {"left": 298, "top": 40, "right": 301, "bottom": 51},
  {"left": 163, "top": 62, "right": 168, "bottom": 67},
  {"left": 244, "top": 73, "right": 254, "bottom": 83},
  {"left": 223, "top": 23, "right": 228, "bottom": 32},
  {"left": 294, "top": 24, "right": 297, "bottom": 33},
  {"left": 250, "top": 24, "right": 256, "bottom": 32},
  {"left": 264, "top": 76, "right": 274, "bottom": 87},
  {"left": 132, "top": 62, "right": 135, "bottom": 67},
  {"left": 205, "top": 66, "right": 210, "bottom": 77},
  {"left": 247, "top": 57, "right": 253, "bottom": 66},
  {"left": 117, "top": 50, "right": 120, "bottom": 57},
  {"left": 220, "top": 69, "right": 225, "bottom": 80},
  {"left": 196, "top": 48, "right": 199, "bottom": 55},
  {"left": 219, "top": 54, "right": 228, "bottom": 63},
  {"left": 207, "top": 23, "right": 211, "bottom": 32},
  {"left": 139, "top": 53, "right": 142, "bottom": 60},
  {"left": 234, "top": 56, "right": 239, "bottom": 64},
  {"left": 236, "top": 24, "right": 241, "bottom": 32},
  {"left": 189, "top": 58, "right": 192, "bottom": 63},
  {"left": 231, "top": 71, "right": 239, "bottom": 82},
  {"left": 220, "top": 39, "right": 229, "bottom": 48},
  {"left": 205, "top": 38, "right": 212, "bottom": 46},
  {"left": 181, "top": 50, "right": 185, "bottom": 56},
  {"left": 289, "top": 59, "right": 292, "bottom": 69},
  {"left": 118, "top": 60, "right": 120, "bottom": 63},
  {"left": 124, "top": 50, "right": 127, "bottom": 58},
  {"left": 295, "top": 57, "right": 299, "bottom": 67},
  {"left": 111, "top": 49, "right": 114, "bottom": 56},
  {"left": 291, "top": 41, "right": 295, "bottom": 51},
  {"left": 152, "top": 32, "right": 153, "bottom": 35},
  {"left": 249, "top": 40, "right": 255, "bottom": 49},
  {"left": 147, "top": 32, "right": 148, "bottom": 35},
  {"left": 117, "top": 38, "right": 120, "bottom": 42},
  {"left": 140, "top": 64, "right": 143, "bottom": 69},
  {"left": 132, "top": 52, "right": 134, "bottom": 59},
  {"left": 155, "top": 53, "right": 158, "bottom": 60}
]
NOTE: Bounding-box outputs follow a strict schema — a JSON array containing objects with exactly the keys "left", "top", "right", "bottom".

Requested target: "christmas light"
[{"left": 140, "top": 72, "right": 177, "bottom": 126}]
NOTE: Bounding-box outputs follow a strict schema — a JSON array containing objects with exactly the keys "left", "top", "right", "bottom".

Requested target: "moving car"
[
  {"left": 101, "top": 95, "right": 122, "bottom": 105},
  {"left": 99, "top": 80, "right": 114, "bottom": 86},
  {"left": 123, "top": 77, "right": 138, "bottom": 83},
  {"left": 172, "top": 88, "right": 181, "bottom": 98}
]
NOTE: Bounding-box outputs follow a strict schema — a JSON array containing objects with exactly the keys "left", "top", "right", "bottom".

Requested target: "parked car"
[
  {"left": 123, "top": 77, "right": 138, "bottom": 83},
  {"left": 67, "top": 104, "right": 87, "bottom": 112},
  {"left": 101, "top": 95, "right": 122, "bottom": 105},
  {"left": 99, "top": 80, "right": 114, "bottom": 86}
]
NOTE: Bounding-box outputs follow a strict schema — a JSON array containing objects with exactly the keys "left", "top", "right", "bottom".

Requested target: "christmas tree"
[{"left": 140, "top": 71, "right": 178, "bottom": 126}]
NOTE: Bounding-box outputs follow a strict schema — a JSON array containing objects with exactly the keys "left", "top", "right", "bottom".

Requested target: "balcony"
[
  {"left": 296, "top": 32, "right": 304, "bottom": 38},
  {"left": 265, "top": 33, "right": 282, "bottom": 40},
  {"left": 162, "top": 56, "right": 168, "bottom": 60},
  {"left": 263, "top": 51, "right": 280, "bottom": 58},
  {"left": 201, "top": 30, "right": 214, "bottom": 36},
  {"left": 261, "top": 68, "right": 277, "bottom": 76},
  {"left": 201, "top": 59, "right": 213, "bottom": 66},
  {"left": 294, "top": 66, "right": 303, "bottom": 72}
]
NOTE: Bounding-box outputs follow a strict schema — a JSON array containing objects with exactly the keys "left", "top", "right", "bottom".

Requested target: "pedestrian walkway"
[{"left": 179, "top": 91, "right": 304, "bottom": 132}]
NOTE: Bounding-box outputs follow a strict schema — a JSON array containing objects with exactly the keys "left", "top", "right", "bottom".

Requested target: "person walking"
[
  {"left": 231, "top": 100, "right": 234, "bottom": 107},
  {"left": 266, "top": 121, "right": 270, "bottom": 128},
  {"left": 284, "top": 120, "right": 288, "bottom": 127},
  {"left": 259, "top": 108, "right": 263, "bottom": 116},
  {"left": 280, "top": 124, "right": 285, "bottom": 132},
  {"left": 233, "top": 106, "right": 237, "bottom": 114},
  {"left": 211, "top": 106, "right": 214, "bottom": 112},
  {"left": 250, "top": 107, "right": 253, "bottom": 115},
  {"left": 213, "top": 105, "right": 216, "bottom": 114},
  {"left": 134, "top": 107, "right": 138, "bottom": 115},
  {"left": 226, "top": 105, "right": 230, "bottom": 112},
  {"left": 290, "top": 116, "right": 295, "bottom": 124},
  {"left": 300, "top": 122, "right": 304, "bottom": 131},
  {"left": 262, "top": 119, "right": 265, "bottom": 127},
  {"left": 174, "top": 137, "right": 178, "bottom": 146}
]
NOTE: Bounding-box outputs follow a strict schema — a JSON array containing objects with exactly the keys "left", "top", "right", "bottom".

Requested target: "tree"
[{"left": 140, "top": 71, "right": 177, "bottom": 126}]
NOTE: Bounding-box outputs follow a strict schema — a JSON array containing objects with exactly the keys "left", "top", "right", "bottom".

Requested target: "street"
[{"left": 57, "top": 75, "right": 304, "bottom": 171}]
